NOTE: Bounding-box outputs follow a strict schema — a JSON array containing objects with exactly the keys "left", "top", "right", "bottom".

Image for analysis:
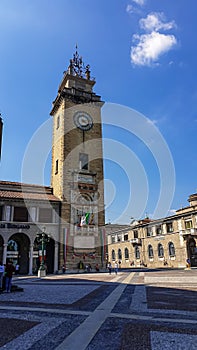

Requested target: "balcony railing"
[
  {"left": 183, "top": 228, "right": 197, "bottom": 236},
  {"left": 130, "top": 238, "right": 142, "bottom": 245}
]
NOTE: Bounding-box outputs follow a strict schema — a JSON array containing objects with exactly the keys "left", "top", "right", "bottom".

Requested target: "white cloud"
[
  {"left": 126, "top": 0, "right": 146, "bottom": 14},
  {"left": 126, "top": 4, "right": 142, "bottom": 15},
  {"left": 168, "top": 209, "right": 176, "bottom": 216},
  {"left": 146, "top": 118, "right": 158, "bottom": 125},
  {"left": 131, "top": 31, "right": 177, "bottom": 66},
  {"left": 140, "top": 12, "right": 176, "bottom": 32},
  {"left": 126, "top": 4, "right": 135, "bottom": 14},
  {"left": 132, "top": 0, "right": 146, "bottom": 6}
]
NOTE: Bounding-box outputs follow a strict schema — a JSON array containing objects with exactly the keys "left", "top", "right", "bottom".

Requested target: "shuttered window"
[{"left": 13, "top": 206, "right": 28, "bottom": 222}]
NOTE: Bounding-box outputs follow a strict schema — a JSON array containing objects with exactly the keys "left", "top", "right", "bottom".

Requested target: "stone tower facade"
[{"left": 50, "top": 48, "right": 105, "bottom": 269}]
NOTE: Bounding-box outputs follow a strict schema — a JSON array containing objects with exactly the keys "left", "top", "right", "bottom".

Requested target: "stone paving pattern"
[{"left": 0, "top": 268, "right": 197, "bottom": 349}]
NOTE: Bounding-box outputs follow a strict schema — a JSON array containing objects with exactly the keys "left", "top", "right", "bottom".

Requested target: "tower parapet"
[{"left": 50, "top": 47, "right": 101, "bottom": 116}]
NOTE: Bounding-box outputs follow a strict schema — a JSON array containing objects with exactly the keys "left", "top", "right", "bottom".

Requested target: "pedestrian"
[
  {"left": 107, "top": 262, "right": 112, "bottom": 274},
  {"left": 114, "top": 261, "right": 118, "bottom": 275},
  {"left": 77, "top": 260, "right": 84, "bottom": 272},
  {"left": 15, "top": 263, "right": 20, "bottom": 275},
  {"left": 95, "top": 264, "right": 99, "bottom": 272},
  {"left": 0, "top": 261, "right": 4, "bottom": 291},
  {"left": 62, "top": 264, "right": 66, "bottom": 274},
  {"left": 186, "top": 258, "right": 191, "bottom": 268},
  {"left": 5, "top": 260, "right": 15, "bottom": 293}
]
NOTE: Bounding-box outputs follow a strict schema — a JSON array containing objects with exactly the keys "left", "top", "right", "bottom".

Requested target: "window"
[
  {"left": 158, "top": 243, "right": 164, "bottom": 258},
  {"left": 111, "top": 236, "right": 115, "bottom": 244},
  {"left": 55, "top": 159, "right": 59, "bottom": 174},
  {"left": 56, "top": 115, "right": 60, "bottom": 129},
  {"left": 0, "top": 206, "right": 3, "bottom": 220},
  {"left": 79, "top": 153, "right": 88, "bottom": 170},
  {"left": 146, "top": 227, "right": 152, "bottom": 237},
  {"left": 185, "top": 220, "right": 192, "bottom": 229},
  {"left": 124, "top": 234, "right": 128, "bottom": 241},
  {"left": 168, "top": 242, "right": 175, "bottom": 256},
  {"left": 7, "top": 239, "right": 18, "bottom": 251},
  {"left": 156, "top": 225, "right": 162, "bottom": 235},
  {"left": 117, "top": 235, "right": 121, "bottom": 242},
  {"left": 29, "top": 207, "right": 36, "bottom": 222},
  {"left": 13, "top": 206, "right": 28, "bottom": 222},
  {"left": 118, "top": 248, "right": 122, "bottom": 260},
  {"left": 39, "top": 208, "right": 52, "bottom": 223},
  {"left": 135, "top": 246, "right": 140, "bottom": 259},
  {"left": 166, "top": 222, "right": 173, "bottom": 233},
  {"left": 124, "top": 247, "right": 129, "bottom": 259},
  {"left": 148, "top": 244, "right": 154, "bottom": 258},
  {"left": 5, "top": 206, "right": 11, "bottom": 221},
  {"left": 112, "top": 249, "right": 115, "bottom": 260},
  {"left": 134, "top": 230, "right": 138, "bottom": 238}
]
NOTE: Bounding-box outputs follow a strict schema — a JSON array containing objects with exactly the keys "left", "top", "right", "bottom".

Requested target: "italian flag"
[{"left": 80, "top": 213, "right": 90, "bottom": 226}]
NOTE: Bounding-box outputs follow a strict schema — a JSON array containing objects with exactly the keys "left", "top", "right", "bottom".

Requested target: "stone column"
[
  {"left": 28, "top": 244, "right": 34, "bottom": 275},
  {"left": 54, "top": 241, "right": 59, "bottom": 273},
  {"left": 3, "top": 243, "right": 7, "bottom": 264}
]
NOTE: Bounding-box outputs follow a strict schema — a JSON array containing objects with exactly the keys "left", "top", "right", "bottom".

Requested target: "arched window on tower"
[
  {"left": 79, "top": 153, "right": 88, "bottom": 170},
  {"left": 56, "top": 115, "right": 60, "bottom": 129}
]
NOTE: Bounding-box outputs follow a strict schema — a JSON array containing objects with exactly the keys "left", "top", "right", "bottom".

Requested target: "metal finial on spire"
[{"left": 67, "top": 46, "right": 91, "bottom": 79}]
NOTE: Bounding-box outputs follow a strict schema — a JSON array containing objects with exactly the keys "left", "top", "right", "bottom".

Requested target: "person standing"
[
  {"left": 15, "top": 263, "right": 20, "bottom": 275},
  {"left": 0, "top": 261, "right": 4, "bottom": 291},
  {"left": 114, "top": 261, "right": 118, "bottom": 275},
  {"left": 62, "top": 264, "right": 66, "bottom": 274},
  {"left": 5, "top": 260, "right": 15, "bottom": 293}
]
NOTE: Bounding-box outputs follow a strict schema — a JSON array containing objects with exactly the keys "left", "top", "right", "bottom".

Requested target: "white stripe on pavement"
[{"left": 55, "top": 272, "right": 135, "bottom": 350}]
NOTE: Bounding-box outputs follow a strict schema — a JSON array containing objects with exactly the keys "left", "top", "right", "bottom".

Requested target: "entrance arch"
[
  {"left": 0, "top": 235, "right": 4, "bottom": 262},
  {"left": 8, "top": 233, "right": 30, "bottom": 274},
  {"left": 187, "top": 237, "right": 197, "bottom": 267},
  {"left": 33, "top": 236, "right": 55, "bottom": 274}
]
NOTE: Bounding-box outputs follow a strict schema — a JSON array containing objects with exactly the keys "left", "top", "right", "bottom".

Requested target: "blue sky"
[{"left": 0, "top": 0, "right": 197, "bottom": 224}]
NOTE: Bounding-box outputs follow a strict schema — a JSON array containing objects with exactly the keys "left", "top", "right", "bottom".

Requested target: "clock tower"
[{"left": 50, "top": 47, "right": 105, "bottom": 270}]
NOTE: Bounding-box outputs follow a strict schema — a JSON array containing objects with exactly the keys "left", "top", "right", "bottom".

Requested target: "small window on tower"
[
  {"left": 79, "top": 153, "right": 88, "bottom": 170},
  {"left": 55, "top": 159, "right": 58, "bottom": 174},
  {"left": 57, "top": 115, "right": 60, "bottom": 129}
]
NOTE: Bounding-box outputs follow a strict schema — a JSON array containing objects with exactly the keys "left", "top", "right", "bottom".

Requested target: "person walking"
[
  {"left": 0, "top": 261, "right": 4, "bottom": 291},
  {"left": 107, "top": 262, "right": 112, "bottom": 274},
  {"left": 5, "top": 260, "right": 15, "bottom": 293},
  {"left": 114, "top": 261, "right": 118, "bottom": 275}
]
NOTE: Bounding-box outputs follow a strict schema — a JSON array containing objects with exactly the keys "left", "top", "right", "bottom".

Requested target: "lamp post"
[{"left": 36, "top": 227, "right": 50, "bottom": 277}]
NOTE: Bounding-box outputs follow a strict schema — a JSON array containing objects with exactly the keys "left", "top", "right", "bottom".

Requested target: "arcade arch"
[{"left": 7, "top": 233, "right": 30, "bottom": 274}]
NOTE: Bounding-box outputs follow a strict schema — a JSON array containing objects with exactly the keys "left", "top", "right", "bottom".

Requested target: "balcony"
[
  {"left": 183, "top": 228, "right": 197, "bottom": 236},
  {"left": 130, "top": 238, "right": 141, "bottom": 245}
]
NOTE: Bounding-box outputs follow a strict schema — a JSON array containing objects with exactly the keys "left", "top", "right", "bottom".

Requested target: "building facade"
[
  {"left": 0, "top": 181, "right": 60, "bottom": 274},
  {"left": 107, "top": 193, "right": 197, "bottom": 269}
]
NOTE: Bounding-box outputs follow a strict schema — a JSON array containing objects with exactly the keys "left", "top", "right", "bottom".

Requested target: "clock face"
[{"left": 73, "top": 112, "right": 93, "bottom": 131}]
